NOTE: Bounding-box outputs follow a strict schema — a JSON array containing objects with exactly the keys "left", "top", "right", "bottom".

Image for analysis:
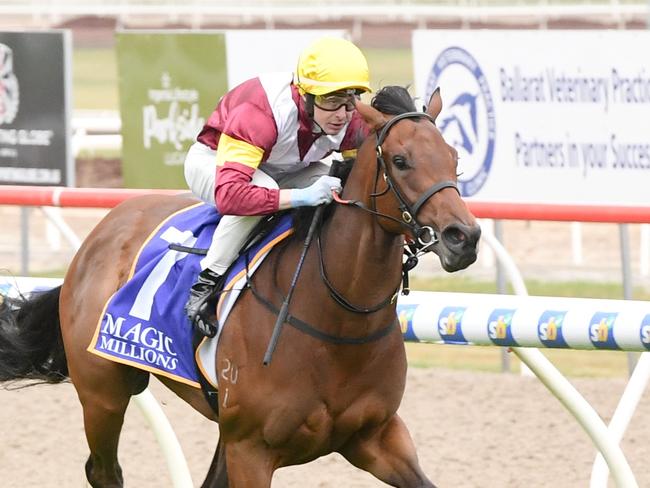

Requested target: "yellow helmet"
[{"left": 295, "top": 37, "right": 371, "bottom": 96}]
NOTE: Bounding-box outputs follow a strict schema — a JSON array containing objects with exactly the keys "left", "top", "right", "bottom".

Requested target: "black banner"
[{"left": 0, "top": 31, "right": 73, "bottom": 186}]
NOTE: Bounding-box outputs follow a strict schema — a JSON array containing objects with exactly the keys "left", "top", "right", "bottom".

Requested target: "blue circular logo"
[
  {"left": 537, "top": 310, "right": 568, "bottom": 348},
  {"left": 640, "top": 314, "right": 650, "bottom": 351},
  {"left": 589, "top": 312, "right": 619, "bottom": 350},
  {"left": 437, "top": 306, "right": 468, "bottom": 344},
  {"left": 425, "top": 46, "right": 495, "bottom": 197},
  {"left": 487, "top": 308, "right": 518, "bottom": 347}
]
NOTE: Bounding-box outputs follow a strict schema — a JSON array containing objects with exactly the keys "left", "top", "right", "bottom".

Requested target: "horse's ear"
[
  {"left": 355, "top": 101, "right": 389, "bottom": 132},
  {"left": 426, "top": 87, "right": 443, "bottom": 122}
]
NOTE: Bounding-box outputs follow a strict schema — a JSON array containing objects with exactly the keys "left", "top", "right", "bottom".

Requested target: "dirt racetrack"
[
  {"left": 1, "top": 15, "right": 649, "bottom": 488},
  {"left": 1, "top": 160, "right": 649, "bottom": 488},
  {"left": 1, "top": 366, "right": 649, "bottom": 487}
]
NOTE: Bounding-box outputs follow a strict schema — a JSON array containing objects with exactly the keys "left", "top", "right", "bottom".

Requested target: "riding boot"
[{"left": 184, "top": 268, "right": 225, "bottom": 338}]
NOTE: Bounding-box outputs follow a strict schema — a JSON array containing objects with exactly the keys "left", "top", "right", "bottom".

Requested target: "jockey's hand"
[{"left": 290, "top": 175, "right": 342, "bottom": 207}]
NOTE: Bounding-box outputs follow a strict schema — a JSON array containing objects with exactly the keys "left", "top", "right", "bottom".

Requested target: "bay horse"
[{"left": 0, "top": 86, "right": 480, "bottom": 487}]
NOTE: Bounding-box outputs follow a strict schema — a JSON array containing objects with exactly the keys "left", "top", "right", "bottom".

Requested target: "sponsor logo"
[
  {"left": 99, "top": 313, "right": 180, "bottom": 370},
  {"left": 0, "top": 43, "right": 20, "bottom": 125},
  {"left": 640, "top": 313, "right": 650, "bottom": 351},
  {"left": 487, "top": 308, "right": 517, "bottom": 346},
  {"left": 589, "top": 312, "right": 618, "bottom": 350},
  {"left": 398, "top": 304, "right": 419, "bottom": 342},
  {"left": 537, "top": 310, "right": 568, "bottom": 348},
  {"left": 437, "top": 306, "right": 468, "bottom": 344},
  {"left": 142, "top": 72, "right": 205, "bottom": 166},
  {"left": 425, "top": 46, "right": 495, "bottom": 197}
]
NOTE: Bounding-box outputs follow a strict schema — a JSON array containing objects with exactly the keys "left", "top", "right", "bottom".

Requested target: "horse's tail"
[{"left": 0, "top": 286, "right": 68, "bottom": 384}]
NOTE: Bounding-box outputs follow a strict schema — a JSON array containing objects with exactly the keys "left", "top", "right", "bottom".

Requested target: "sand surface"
[
  {"left": 1, "top": 13, "right": 649, "bottom": 488},
  {"left": 1, "top": 366, "right": 649, "bottom": 487},
  {"left": 1, "top": 195, "right": 649, "bottom": 488}
]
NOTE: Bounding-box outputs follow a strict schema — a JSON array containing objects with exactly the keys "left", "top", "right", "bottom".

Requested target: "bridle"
[
  {"left": 336, "top": 111, "right": 460, "bottom": 253},
  {"left": 375, "top": 111, "right": 459, "bottom": 249},
  {"left": 318, "top": 110, "right": 460, "bottom": 313},
  {"left": 249, "top": 110, "right": 462, "bottom": 345}
]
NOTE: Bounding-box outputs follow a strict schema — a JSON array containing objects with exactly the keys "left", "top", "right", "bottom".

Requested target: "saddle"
[
  {"left": 88, "top": 161, "right": 355, "bottom": 414},
  {"left": 87, "top": 203, "right": 294, "bottom": 412}
]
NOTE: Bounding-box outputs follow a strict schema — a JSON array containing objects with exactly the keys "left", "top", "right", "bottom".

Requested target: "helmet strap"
[
  {"left": 304, "top": 93, "right": 315, "bottom": 118},
  {"left": 304, "top": 94, "right": 324, "bottom": 135}
]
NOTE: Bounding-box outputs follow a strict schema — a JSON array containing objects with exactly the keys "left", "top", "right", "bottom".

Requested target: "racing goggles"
[{"left": 313, "top": 90, "right": 360, "bottom": 112}]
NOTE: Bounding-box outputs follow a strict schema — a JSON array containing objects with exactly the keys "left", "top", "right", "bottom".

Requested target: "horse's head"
[{"left": 355, "top": 86, "right": 481, "bottom": 272}]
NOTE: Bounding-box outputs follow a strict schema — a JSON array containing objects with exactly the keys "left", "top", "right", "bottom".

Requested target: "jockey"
[{"left": 183, "top": 37, "right": 371, "bottom": 337}]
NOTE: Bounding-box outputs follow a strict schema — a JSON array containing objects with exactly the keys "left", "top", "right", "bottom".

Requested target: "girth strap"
[{"left": 248, "top": 282, "right": 398, "bottom": 345}]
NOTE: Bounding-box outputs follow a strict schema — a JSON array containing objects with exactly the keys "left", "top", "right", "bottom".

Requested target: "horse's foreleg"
[
  {"left": 201, "top": 437, "right": 229, "bottom": 488},
  {"left": 339, "top": 414, "right": 436, "bottom": 488},
  {"left": 223, "top": 441, "right": 274, "bottom": 488}
]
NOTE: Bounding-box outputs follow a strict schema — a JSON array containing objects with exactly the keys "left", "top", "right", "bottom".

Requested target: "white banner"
[
  {"left": 413, "top": 30, "right": 650, "bottom": 205},
  {"left": 225, "top": 30, "right": 345, "bottom": 89}
]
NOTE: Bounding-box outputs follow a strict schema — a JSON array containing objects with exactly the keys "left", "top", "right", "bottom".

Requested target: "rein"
[
  {"left": 245, "top": 244, "right": 398, "bottom": 346},
  {"left": 338, "top": 111, "right": 460, "bottom": 251},
  {"left": 316, "top": 231, "right": 399, "bottom": 313},
  {"left": 248, "top": 110, "right": 457, "bottom": 345},
  {"left": 248, "top": 280, "right": 397, "bottom": 345}
]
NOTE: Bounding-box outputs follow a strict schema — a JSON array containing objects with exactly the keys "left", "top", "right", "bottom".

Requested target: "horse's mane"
[
  {"left": 290, "top": 86, "right": 416, "bottom": 241},
  {"left": 371, "top": 85, "right": 416, "bottom": 115}
]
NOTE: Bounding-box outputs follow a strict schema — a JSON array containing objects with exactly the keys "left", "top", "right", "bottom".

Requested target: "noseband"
[
  {"left": 374, "top": 111, "right": 459, "bottom": 250},
  {"left": 248, "top": 111, "right": 465, "bottom": 346},
  {"left": 298, "top": 110, "right": 463, "bottom": 317}
]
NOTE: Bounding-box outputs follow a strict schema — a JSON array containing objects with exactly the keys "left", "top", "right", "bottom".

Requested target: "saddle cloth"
[{"left": 87, "top": 202, "right": 293, "bottom": 388}]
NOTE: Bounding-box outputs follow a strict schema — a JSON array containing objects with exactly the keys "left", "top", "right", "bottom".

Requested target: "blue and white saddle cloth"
[{"left": 87, "top": 203, "right": 293, "bottom": 388}]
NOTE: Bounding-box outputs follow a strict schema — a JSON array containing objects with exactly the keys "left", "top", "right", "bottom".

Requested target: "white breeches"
[
  {"left": 184, "top": 141, "right": 329, "bottom": 274},
  {"left": 184, "top": 141, "right": 219, "bottom": 204}
]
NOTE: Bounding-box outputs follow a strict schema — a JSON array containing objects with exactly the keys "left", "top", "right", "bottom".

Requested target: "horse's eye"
[{"left": 392, "top": 155, "right": 409, "bottom": 170}]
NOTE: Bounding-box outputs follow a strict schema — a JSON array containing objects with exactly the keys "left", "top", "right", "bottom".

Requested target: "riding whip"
[{"left": 263, "top": 160, "right": 343, "bottom": 366}]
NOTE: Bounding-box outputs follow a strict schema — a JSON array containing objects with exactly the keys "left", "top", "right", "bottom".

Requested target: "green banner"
[{"left": 117, "top": 32, "right": 227, "bottom": 188}]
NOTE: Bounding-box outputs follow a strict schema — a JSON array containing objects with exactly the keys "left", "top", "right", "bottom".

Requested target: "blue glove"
[{"left": 290, "top": 175, "right": 342, "bottom": 207}]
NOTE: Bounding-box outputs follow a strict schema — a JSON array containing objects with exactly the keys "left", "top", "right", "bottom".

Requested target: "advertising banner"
[
  {"left": 224, "top": 30, "right": 345, "bottom": 88},
  {"left": 413, "top": 31, "right": 650, "bottom": 206},
  {"left": 117, "top": 32, "right": 227, "bottom": 189},
  {"left": 117, "top": 30, "right": 345, "bottom": 189},
  {"left": 0, "top": 31, "right": 73, "bottom": 186}
]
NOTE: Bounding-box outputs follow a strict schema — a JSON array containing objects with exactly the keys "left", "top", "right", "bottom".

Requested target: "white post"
[
  {"left": 40, "top": 206, "right": 83, "bottom": 250},
  {"left": 133, "top": 389, "right": 194, "bottom": 487},
  {"left": 590, "top": 352, "right": 650, "bottom": 488},
  {"left": 481, "top": 230, "right": 535, "bottom": 377},
  {"left": 479, "top": 218, "right": 496, "bottom": 269},
  {"left": 513, "top": 347, "right": 638, "bottom": 488},
  {"left": 3, "top": 275, "right": 194, "bottom": 487},
  {"left": 45, "top": 207, "right": 63, "bottom": 251}
]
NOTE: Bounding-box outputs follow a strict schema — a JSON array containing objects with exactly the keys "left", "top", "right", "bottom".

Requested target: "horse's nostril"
[
  {"left": 442, "top": 226, "right": 465, "bottom": 247},
  {"left": 442, "top": 223, "right": 480, "bottom": 251}
]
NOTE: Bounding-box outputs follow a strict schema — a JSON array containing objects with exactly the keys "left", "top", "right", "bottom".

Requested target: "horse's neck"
[{"left": 320, "top": 154, "right": 404, "bottom": 307}]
